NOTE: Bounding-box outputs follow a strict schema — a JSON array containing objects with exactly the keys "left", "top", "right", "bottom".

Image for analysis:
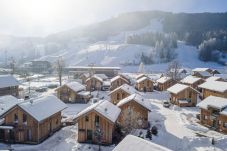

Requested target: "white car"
[{"left": 163, "top": 101, "right": 171, "bottom": 108}]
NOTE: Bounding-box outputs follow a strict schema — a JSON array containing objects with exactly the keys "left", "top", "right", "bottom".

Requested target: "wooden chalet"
[
  {"left": 167, "top": 83, "right": 200, "bottom": 107},
  {"left": 110, "top": 75, "right": 130, "bottom": 90},
  {"left": 198, "top": 81, "right": 227, "bottom": 99},
  {"left": 180, "top": 75, "right": 205, "bottom": 89},
  {"left": 117, "top": 94, "right": 150, "bottom": 129},
  {"left": 156, "top": 76, "right": 175, "bottom": 91},
  {"left": 55, "top": 82, "right": 91, "bottom": 103},
  {"left": 197, "top": 96, "right": 227, "bottom": 133},
  {"left": 192, "top": 68, "right": 213, "bottom": 79},
  {"left": 0, "top": 95, "right": 67, "bottom": 144},
  {"left": 75, "top": 100, "right": 121, "bottom": 144},
  {"left": 0, "top": 75, "right": 20, "bottom": 97},
  {"left": 80, "top": 73, "right": 90, "bottom": 84},
  {"left": 206, "top": 76, "right": 224, "bottom": 82},
  {"left": 135, "top": 76, "right": 153, "bottom": 92},
  {"left": 109, "top": 84, "right": 138, "bottom": 105},
  {"left": 85, "top": 74, "right": 109, "bottom": 91}
]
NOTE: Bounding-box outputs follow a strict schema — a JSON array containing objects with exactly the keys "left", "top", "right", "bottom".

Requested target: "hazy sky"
[{"left": 0, "top": 0, "right": 227, "bottom": 37}]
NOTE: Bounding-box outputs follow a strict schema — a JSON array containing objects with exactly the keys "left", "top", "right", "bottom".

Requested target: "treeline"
[{"left": 126, "top": 32, "right": 177, "bottom": 64}]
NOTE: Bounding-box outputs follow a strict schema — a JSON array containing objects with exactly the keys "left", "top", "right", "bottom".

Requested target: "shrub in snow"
[
  {"left": 151, "top": 126, "right": 158, "bottom": 136},
  {"left": 146, "top": 129, "right": 152, "bottom": 140},
  {"left": 138, "top": 131, "right": 144, "bottom": 139}
]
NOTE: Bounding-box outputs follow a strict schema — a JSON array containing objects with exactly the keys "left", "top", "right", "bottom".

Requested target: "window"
[
  {"left": 23, "top": 114, "right": 27, "bottom": 123},
  {"left": 223, "top": 122, "right": 227, "bottom": 128},
  {"left": 56, "top": 119, "right": 59, "bottom": 125},
  {"left": 14, "top": 114, "right": 18, "bottom": 123},
  {"left": 95, "top": 115, "right": 100, "bottom": 127},
  {"left": 117, "top": 93, "right": 120, "bottom": 100},
  {"left": 85, "top": 116, "right": 89, "bottom": 122}
]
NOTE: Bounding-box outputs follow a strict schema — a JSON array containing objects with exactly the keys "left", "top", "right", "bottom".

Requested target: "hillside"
[{"left": 0, "top": 11, "right": 227, "bottom": 67}]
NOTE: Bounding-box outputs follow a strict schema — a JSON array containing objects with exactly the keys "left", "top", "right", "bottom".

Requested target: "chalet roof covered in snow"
[
  {"left": 117, "top": 94, "right": 150, "bottom": 111},
  {"left": 136, "top": 76, "right": 152, "bottom": 83},
  {"left": 66, "top": 66, "right": 121, "bottom": 70},
  {"left": 18, "top": 95, "right": 67, "bottom": 122},
  {"left": 0, "top": 75, "right": 20, "bottom": 88},
  {"left": 77, "top": 91, "right": 90, "bottom": 96},
  {"left": 156, "top": 76, "right": 172, "bottom": 84},
  {"left": 197, "top": 96, "right": 227, "bottom": 111},
  {"left": 192, "top": 68, "right": 211, "bottom": 72},
  {"left": 76, "top": 100, "right": 121, "bottom": 123},
  {"left": 110, "top": 75, "right": 128, "bottom": 83},
  {"left": 95, "top": 74, "right": 108, "bottom": 80},
  {"left": 0, "top": 95, "right": 22, "bottom": 116},
  {"left": 57, "top": 82, "right": 85, "bottom": 92},
  {"left": 86, "top": 74, "right": 104, "bottom": 82},
  {"left": 206, "top": 76, "right": 222, "bottom": 82},
  {"left": 167, "top": 83, "right": 199, "bottom": 94},
  {"left": 180, "top": 75, "right": 202, "bottom": 84},
  {"left": 195, "top": 71, "right": 212, "bottom": 77},
  {"left": 109, "top": 84, "right": 138, "bottom": 95},
  {"left": 113, "top": 135, "right": 172, "bottom": 151},
  {"left": 198, "top": 81, "right": 227, "bottom": 92}
]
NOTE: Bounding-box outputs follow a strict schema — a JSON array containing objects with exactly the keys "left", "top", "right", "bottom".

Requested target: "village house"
[
  {"left": 156, "top": 76, "right": 175, "bottom": 91},
  {"left": 109, "top": 84, "right": 138, "bottom": 105},
  {"left": 192, "top": 68, "right": 213, "bottom": 79},
  {"left": 0, "top": 95, "right": 67, "bottom": 144},
  {"left": 0, "top": 95, "right": 23, "bottom": 143},
  {"left": 180, "top": 75, "right": 205, "bottom": 89},
  {"left": 197, "top": 96, "right": 227, "bottom": 133},
  {"left": 167, "top": 83, "right": 199, "bottom": 107},
  {"left": 55, "top": 82, "right": 91, "bottom": 103},
  {"left": 0, "top": 75, "right": 20, "bottom": 97},
  {"left": 80, "top": 73, "right": 90, "bottom": 84},
  {"left": 110, "top": 75, "right": 130, "bottom": 90},
  {"left": 113, "top": 135, "right": 172, "bottom": 151},
  {"left": 135, "top": 76, "right": 153, "bottom": 92},
  {"left": 198, "top": 81, "right": 227, "bottom": 99},
  {"left": 85, "top": 74, "right": 109, "bottom": 91},
  {"left": 75, "top": 100, "right": 121, "bottom": 144},
  {"left": 117, "top": 94, "right": 150, "bottom": 129}
]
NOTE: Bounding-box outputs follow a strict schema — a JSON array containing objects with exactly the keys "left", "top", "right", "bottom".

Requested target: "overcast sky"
[{"left": 0, "top": 0, "right": 227, "bottom": 37}]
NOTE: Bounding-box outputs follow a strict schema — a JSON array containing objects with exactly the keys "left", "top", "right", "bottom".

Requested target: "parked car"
[
  {"left": 91, "top": 98, "right": 99, "bottom": 104},
  {"left": 163, "top": 100, "right": 171, "bottom": 108},
  {"left": 35, "top": 87, "right": 48, "bottom": 92}
]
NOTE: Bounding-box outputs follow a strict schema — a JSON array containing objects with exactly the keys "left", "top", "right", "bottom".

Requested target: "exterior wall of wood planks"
[
  {"left": 110, "top": 89, "right": 130, "bottom": 105},
  {"left": 135, "top": 79, "right": 153, "bottom": 92},
  {"left": 77, "top": 110, "right": 114, "bottom": 144},
  {"left": 110, "top": 78, "right": 129, "bottom": 91},
  {"left": 201, "top": 89, "right": 227, "bottom": 99}
]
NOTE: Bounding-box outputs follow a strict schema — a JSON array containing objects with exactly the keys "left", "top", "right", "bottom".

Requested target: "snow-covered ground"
[{"left": 1, "top": 87, "right": 227, "bottom": 151}]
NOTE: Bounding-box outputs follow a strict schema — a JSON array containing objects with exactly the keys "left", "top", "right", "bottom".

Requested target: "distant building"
[
  {"left": 197, "top": 96, "right": 227, "bottom": 133},
  {"left": 0, "top": 75, "right": 20, "bottom": 97},
  {"left": 167, "top": 83, "right": 200, "bottom": 107},
  {"left": 109, "top": 84, "right": 138, "bottom": 105},
  {"left": 156, "top": 76, "right": 175, "bottom": 91},
  {"left": 75, "top": 100, "right": 121, "bottom": 144},
  {"left": 23, "top": 61, "right": 52, "bottom": 74},
  {"left": 110, "top": 75, "right": 130, "bottom": 90},
  {"left": 55, "top": 82, "right": 91, "bottom": 103},
  {"left": 113, "top": 135, "right": 172, "bottom": 151},
  {"left": 0, "top": 95, "right": 67, "bottom": 144},
  {"left": 117, "top": 94, "right": 151, "bottom": 129},
  {"left": 180, "top": 75, "right": 205, "bottom": 89},
  {"left": 198, "top": 81, "right": 227, "bottom": 99},
  {"left": 192, "top": 68, "right": 213, "bottom": 79},
  {"left": 65, "top": 66, "right": 120, "bottom": 77},
  {"left": 135, "top": 76, "right": 154, "bottom": 92}
]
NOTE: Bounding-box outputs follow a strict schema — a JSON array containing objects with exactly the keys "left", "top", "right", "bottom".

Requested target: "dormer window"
[
  {"left": 14, "top": 114, "right": 18, "bottom": 124},
  {"left": 95, "top": 115, "right": 100, "bottom": 127},
  {"left": 23, "top": 114, "right": 27, "bottom": 125}
]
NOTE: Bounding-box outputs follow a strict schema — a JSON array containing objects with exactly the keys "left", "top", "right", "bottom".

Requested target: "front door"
[
  {"left": 0, "top": 129, "right": 4, "bottom": 141},
  {"left": 87, "top": 130, "right": 93, "bottom": 142},
  {"left": 213, "top": 119, "right": 217, "bottom": 129}
]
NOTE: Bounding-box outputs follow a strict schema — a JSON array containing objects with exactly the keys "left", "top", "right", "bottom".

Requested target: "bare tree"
[
  {"left": 121, "top": 106, "right": 143, "bottom": 134},
  {"left": 55, "top": 57, "right": 65, "bottom": 86},
  {"left": 167, "top": 60, "right": 181, "bottom": 80}
]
